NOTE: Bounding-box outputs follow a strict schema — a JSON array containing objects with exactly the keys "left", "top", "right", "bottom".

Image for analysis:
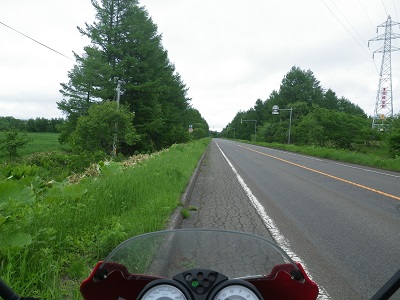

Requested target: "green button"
[{"left": 192, "top": 280, "right": 199, "bottom": 287}]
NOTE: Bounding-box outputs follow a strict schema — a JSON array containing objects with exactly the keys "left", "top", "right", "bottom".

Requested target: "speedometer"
[
  {"left": 139, "top": 282, "right": 189, "bottom": 300},
  {"left": 210, "top": 281, "right": 262, "bottom": 300}
]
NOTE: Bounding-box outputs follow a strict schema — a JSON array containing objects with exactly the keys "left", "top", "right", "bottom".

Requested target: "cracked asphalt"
[
  {"left": 160, "top": 140, "right": 286, "bottom": 281},
  {"left": 164, "top": 139, "right": 400, "bottom": 299},
  {"left": 173, "top": 139, "right": 273, "bottom": 240}
]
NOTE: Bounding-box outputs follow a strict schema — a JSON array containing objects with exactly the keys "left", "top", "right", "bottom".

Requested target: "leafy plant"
[
  {"left": 5, "top": 165, "right": 39, "bottom": 180},
  {"left": 0, "top": 138, "right": 210, "bottom": 299},
  {"left": 0, "top": 181, "right": 36, "bottom": 249}
]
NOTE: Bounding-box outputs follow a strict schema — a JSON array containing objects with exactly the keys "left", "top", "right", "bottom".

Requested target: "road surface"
[{"left": 182, "top": 139, "right": 400, "bottom": 299}]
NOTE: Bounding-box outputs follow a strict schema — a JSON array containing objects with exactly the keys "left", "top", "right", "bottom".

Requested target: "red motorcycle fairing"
[
  {"left": 80, "top": 261, "right": 318, "bottom": 299},
  {"left": 80, "top": 262, "right": 160, "bottom": 299}
]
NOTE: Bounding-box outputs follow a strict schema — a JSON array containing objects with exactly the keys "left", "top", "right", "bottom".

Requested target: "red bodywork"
[{"left": 80, "top": 262, "right": 319, "bottom": 299}]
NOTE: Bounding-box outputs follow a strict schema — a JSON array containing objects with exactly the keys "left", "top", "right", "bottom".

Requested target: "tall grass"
[{"left": 0, "top": 138, "right": 210, "bottom": 299}]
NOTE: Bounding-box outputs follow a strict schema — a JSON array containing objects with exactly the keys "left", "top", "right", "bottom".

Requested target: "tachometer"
[
  {"left": 139, "top": 282, "right": 189, "bottom": 300},
  {"left": 210, "top": 282, "right": 262, "bottom": 300}
]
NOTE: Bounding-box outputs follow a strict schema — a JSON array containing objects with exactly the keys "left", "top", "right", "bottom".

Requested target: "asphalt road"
[{"left": 184, "top": 139, "right": 400, "bottom": 299}]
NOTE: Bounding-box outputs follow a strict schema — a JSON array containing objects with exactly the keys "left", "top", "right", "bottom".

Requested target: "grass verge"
[
  {"left": 235, "top": 140, "right": 400, "bottom": 172},
  {"left": 0, "top": 138, "right": 210, "bottom": 299}
]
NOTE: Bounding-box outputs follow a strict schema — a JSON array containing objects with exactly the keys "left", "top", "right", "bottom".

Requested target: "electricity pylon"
[{"left": 368, "top": 15, "right": 400, "bottom": 129}]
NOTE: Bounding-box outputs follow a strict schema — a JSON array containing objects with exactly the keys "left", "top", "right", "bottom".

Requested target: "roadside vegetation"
[
  {"left": 235, "top": 140, "right": 400, "bottom": 172},
  {"left": 0, "top": 137, "right": 210, "bottom": 298},
  {"left": 0, "top": 0, "right": 211, "bottom": 296},
  {"left": 2, "top": 0, "right": 399, "bottom": 298},
  {"left": 0, "top": 0, "right": 209, "bottom": 299},
  {"left": 220, "top": 66, "right": 400, "bottom": 172}
]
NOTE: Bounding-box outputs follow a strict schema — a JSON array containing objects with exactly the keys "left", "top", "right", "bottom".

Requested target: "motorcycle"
[{"left": 1, "top": 228, "right": 399, "bottom": 299}]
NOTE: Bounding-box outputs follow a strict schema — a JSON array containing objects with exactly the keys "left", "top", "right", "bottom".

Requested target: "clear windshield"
[{"left": 99, "top": 229, "right": 299, "bottom": 279}]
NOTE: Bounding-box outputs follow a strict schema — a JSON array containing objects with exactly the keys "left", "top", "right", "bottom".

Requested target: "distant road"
[{"left": 214, "top": 139, "right": 400, "bottom": 299}]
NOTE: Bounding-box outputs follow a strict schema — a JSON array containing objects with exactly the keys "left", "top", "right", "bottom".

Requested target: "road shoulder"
[{"left": 172, "top": 139, "right": 273, "bottom": 240}]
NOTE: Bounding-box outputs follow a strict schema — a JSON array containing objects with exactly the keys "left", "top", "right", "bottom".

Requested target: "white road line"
[{"left": 216, "top": 142, "right": 330, "bottom": 300}]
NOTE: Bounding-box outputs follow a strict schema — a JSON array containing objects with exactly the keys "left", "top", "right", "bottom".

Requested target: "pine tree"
[{"left": 58, "top": 0, "right": 192, "bottom": 151}]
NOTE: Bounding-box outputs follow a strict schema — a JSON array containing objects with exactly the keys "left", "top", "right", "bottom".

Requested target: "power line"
[
  {"left": 0, "top": 21, "right": 72, "bottom": 60},
  {"left": 392, "top": 0, "right": 400, "bottom": 25},
  {"left": 329, "top": 0, "right": 367, "bottom": 46},
  {"left": 382, "top": 0, "right": 388, "bottom": 16},
  {"left": 358, "top": 0, "right": 389, "bottom": 71},
  {"left": 358, "top": 0, "right": 377, "bottom": 31},
  {"left": 321, "top": 0, "right": 371, "bottom": 57}
]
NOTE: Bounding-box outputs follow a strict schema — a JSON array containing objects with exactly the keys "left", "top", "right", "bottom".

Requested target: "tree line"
[
  {"left": 57, "top": 0, "right": 209, "bottom": 155},
  {"left": 221, "top": 66, "right": 400, "bottom": 157},
  {"left": 0, "top": 116, "right": 64, "bottom": 133}
]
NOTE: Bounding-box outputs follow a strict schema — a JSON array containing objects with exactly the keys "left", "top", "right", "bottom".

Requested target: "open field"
[{"left": 0, "top": 132, "right": 63, "bottom": 160}]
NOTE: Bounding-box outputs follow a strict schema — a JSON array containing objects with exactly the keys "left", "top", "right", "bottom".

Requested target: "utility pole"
[
  {"left": 112, "top": 80, "right": 122, "bottom": 157},
  {"left": 369, "top": 15, "right": 400, "bottom": 130}
]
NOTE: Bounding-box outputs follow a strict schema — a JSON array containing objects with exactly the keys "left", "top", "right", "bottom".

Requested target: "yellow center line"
[{"left": 238, "top": 144, "right": 400, "bottom": 202}]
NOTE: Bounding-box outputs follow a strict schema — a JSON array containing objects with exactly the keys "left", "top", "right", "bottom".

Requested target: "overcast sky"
[{"left": 1, "top": 1, "right": 400, "bottom": 131}]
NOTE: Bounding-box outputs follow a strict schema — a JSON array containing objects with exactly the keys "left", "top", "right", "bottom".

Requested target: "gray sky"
[{"left": 1, "top": 1, "right": 400, "bottom": 131}]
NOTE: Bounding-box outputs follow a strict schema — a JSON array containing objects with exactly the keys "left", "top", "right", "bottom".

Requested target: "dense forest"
[
  {"left": 221, "top": 66, "right": 400, "bottom": 157},
  {"left": 56, "top": 0, "right": 208, "bottom": 154}
]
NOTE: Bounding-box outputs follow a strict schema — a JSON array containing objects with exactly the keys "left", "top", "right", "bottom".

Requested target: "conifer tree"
[{"left": 58, "top": 0, "right": 195, "bottom": 151}]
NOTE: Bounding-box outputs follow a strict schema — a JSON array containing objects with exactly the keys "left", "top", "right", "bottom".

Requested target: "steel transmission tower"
[{"left": 369, "top": 15, "right": 400, "bottom": 129}]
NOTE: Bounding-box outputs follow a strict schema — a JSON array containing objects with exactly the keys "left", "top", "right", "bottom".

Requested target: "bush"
[
  {"left": 388, "top": 130, "right": 400, "bottom": 157},
  {"left": 0, "top": 129, "right": 31, "bottom": 160},
  {"left": 70, "top": 101, "right": 139, "bottom": 154}
]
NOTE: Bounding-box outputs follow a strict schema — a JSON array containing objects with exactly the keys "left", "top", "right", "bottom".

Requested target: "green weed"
[
  {"left": 0, "top": 138, "right": 210, "bottom": 298},
  {"left": 180, "top": 208, "right": 190, "bottom": 219}
]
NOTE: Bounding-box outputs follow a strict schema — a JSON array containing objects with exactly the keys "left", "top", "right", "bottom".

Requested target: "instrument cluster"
[{"left": 138, "top": 269, "right": 263, "bottom": 300}]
